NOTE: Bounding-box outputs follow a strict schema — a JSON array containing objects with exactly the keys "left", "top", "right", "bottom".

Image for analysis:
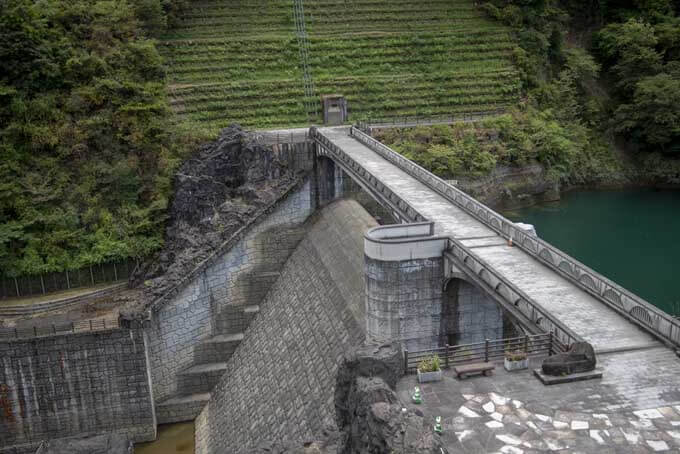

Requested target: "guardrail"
[
  {"left": 445, "top": 241, "right": 581, "bottom": 348},
  {"left": 1, "top": 258, "right": 136, "bottom": 300},
  {"left": 404, "top": 333, "right": 565, "bottom": 374},
  {"left": 311, "top": 127, "right": 580, "bottom": 347},
  {"left": 349, "top": 125, "right": 680, "bottom": 348},
  {"left": 356, "top": 109, "right": 506, "bottom": 132},
  {"left": 0, "top": 315, "right": 120, "bottom": 340},
  {"left": 0, "top": 282, "right": 128, "bottom": 317},
  {"left": 311, "top": 127, "right": 427, "bottom": 223}
]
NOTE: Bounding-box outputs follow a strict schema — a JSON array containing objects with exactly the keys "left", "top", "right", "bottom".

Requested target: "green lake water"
[
  {"left": 135, "top": 422, "right": 195, "bottom": 454},
  {"left": 503, "top": 188, "right": 680, "bottom": 315}
]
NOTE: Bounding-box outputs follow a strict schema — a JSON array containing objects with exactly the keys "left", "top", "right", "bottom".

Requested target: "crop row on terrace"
[
  {"left": 169, "top": 72, "right": 519, "bottom": 107},
  {"left": 162, "top": 36, "right": 515, "bottom": 66},
  {"left": 172, "top": 81, "right": 518, "bottom": 114},
  {"left": 161, "top": 0, "right": 522, "bottom": 132},
  {"left": 160, "top": 30, "right": 514, "bottom": 57},
  {"left": 168, "top": 70, "right": 519, "bottom": 131}
]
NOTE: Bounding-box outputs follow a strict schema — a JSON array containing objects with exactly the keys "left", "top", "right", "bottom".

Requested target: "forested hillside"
[
  {"left": 378, "top": 0, "right": 680, "bottom": 186},
  {"left": 0, "top": 0, "right": 190, "bottom": 277},
  {"left": 2, "top": 0, "right": 678, "bottom": 279}
]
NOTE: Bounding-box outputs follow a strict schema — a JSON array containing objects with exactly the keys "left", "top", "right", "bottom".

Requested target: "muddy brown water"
[{"left": 135, "top": 422, "right": 195, "bottom": 454}]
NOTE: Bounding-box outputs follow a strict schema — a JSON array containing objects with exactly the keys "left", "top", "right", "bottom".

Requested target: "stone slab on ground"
[
  {"left": 533, "top": 367, "right": 604, "bottom": 385},
  {"left": 397, "top": 354, "right": 680, "bottom": 453}
]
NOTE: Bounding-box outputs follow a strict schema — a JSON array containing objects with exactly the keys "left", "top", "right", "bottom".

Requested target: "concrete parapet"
[{"left": 364, "top": 222, "right": 448, "bottom": 352}]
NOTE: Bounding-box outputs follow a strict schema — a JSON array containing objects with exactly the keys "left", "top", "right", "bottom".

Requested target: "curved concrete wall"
[{"left": 195, "top": 200, "right": 376, "bottom": 454}]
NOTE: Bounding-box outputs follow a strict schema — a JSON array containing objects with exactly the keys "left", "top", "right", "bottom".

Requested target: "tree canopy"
[{"left": 0, "top": 0, "right": 189, "bottom": 277}]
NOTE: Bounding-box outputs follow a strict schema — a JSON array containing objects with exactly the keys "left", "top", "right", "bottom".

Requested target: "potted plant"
[
  {"left": 417, "top": 355, "right": 442, "bottom": 383},
  {"left": 504, "top": 350, "right": 528, "bottom": 371}
]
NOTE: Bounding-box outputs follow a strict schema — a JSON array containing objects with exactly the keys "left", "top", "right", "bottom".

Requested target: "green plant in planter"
[
  {"left": 418, "top": 355, "right": 441, "bottom": 372},
  {"left": 505, "top": 350, "right": 528, "bottom": 361}
]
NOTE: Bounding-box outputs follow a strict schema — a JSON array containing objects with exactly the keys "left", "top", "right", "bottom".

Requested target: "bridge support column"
[
  {"left": 364, "top": 223, "right": 448, "bottom": 352},
  {"left": 312, "top": 151, "right": 349, "bottom": 210}
]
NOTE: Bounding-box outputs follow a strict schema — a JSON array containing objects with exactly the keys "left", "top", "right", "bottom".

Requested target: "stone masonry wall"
[
  {"left": 0, "top": 327, "right": 155, "bottom": 451},
  {"left": 365, "top": 256, "right": 445, "bottom": 352},
  {"left": 147, "top": 180, "right": 314, "bottom": 422},
  {"left": 442, "top": 279, "right": 504, "bottom": 345},
  {"left": 194, "top": 200, "right": 377, "bottom": 454}
]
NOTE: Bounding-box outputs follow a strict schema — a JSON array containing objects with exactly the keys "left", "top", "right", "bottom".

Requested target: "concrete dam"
[{"left": 2, "top": 127, "right": 680, "bottom": 453}]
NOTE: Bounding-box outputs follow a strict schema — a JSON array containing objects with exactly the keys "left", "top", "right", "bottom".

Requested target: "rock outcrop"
[
  {"left": 542, "top": 341, "right": 597, "bottom": 375},
  {"left": 247, "top": 342, "right": 449, "bottom": 454},
  {"left": 133, "top": 125, "right": 300, "bottom": 301},
  {"left": 334, "top": 342, "right": 448, "bottom": 454}
]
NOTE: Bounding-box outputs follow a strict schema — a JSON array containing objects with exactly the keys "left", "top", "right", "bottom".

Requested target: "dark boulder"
[
  {"left": 542, "top": 341, "right": 596, "bottom": 376},
  {"left": 249, "top": 342, "right": 452, "bottom": 453},
  {"left": 334, "top": 342, "right": 450, "bottom": 454}
]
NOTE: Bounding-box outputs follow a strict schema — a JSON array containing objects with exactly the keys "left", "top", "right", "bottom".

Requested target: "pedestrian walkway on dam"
[{"left": 318, "top": 126, "right": 659, "bottom": 354}]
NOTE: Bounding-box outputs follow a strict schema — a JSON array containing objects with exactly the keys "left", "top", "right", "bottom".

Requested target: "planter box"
[
  {"left": 417, "top": 369, "right": 442, "bottom": 383},
  {"left": 504, "top": 357, "right": 529, "bottom": 372}
]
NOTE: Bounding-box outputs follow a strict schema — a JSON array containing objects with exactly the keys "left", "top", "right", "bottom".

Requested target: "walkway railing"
[
  {"left": 445, "top": 241, "right": 581, "bottom": 348},
  {"left": 312, "top": 127, "right": 580, "bottom": 347},
  {"left": 0, "top": 315, "right": 120, "bottom": 340},
  {"left": 349, "top": 125, "right": 680, "bottom": 348},
  {"left": 404, "top": 333, "right": 566, "bottom": 374}
]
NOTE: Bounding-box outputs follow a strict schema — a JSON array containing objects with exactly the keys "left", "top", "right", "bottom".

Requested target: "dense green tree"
[
  {"left": 0, "top": 0, "right": 191, "bottom": 277},
  {"left": 596, "top": 19, "right": 663, "bottom": 94},
  {"left": 615, "top": 72, "right": 680, "bottom": 148}
]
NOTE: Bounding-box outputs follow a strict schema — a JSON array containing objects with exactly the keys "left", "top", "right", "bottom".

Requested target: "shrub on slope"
[{"left": 0, "top": 0, "right": 191, "bottom": 277}]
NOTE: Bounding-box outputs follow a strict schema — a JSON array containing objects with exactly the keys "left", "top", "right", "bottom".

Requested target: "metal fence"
[
  {"left": 404, "top": 333, "right": 565, "bottom": 374},
  {"left": 0, "top": 259, "right": 137, "bottom": 300},
  {"left": 0, "top": 315, "right": 120, "bottom": 340},
  {"left": 357, "top": 109, "right": 506, "bottom": 131}
]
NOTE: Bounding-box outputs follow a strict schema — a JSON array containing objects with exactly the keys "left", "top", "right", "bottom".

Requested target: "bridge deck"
[{"left": 320, "top": 127, "right": 657, "bottom": 353}]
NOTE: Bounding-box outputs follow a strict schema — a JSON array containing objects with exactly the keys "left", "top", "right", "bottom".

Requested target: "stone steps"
[
  {"left": 214, "top": 303, "right": 261, "bottom": 334},
  {"left": 156, "top": 393, "right": 211, "bottom": 424},
  {"left": 178, "top": 362, "right": 228, "bottom": 395},
  {"left": 193, "top": 333, "right": 244, "bottom": 364}
]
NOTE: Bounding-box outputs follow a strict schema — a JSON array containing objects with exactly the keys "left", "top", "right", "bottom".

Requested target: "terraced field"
[{"left": 160, "top": 0, "right": 520, "bottom": 133}]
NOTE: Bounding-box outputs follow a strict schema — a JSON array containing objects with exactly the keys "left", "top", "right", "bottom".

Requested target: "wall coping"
[{"left": 364, "top": 222, "right": 448, "bottom": 261}]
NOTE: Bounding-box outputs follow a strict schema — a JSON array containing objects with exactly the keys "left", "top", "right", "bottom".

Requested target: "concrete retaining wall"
[
  {"left": 147, "top": 179, "right": 314, "bottom": 423},
  {"left": 0, "top": 327, "right": 156, "bottom": 451},
  {"left": 194, "top": 200, "right": 376, "bottom": 454}
]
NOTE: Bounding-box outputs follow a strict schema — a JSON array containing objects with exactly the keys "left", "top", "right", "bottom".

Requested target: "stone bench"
[{"left": 454, "top": 362, "right": 495, "bottom": 379}]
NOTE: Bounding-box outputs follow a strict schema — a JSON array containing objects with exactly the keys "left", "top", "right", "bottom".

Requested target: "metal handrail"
[
  {"left": 358, "top": 109, "right": 506, "bottom": 129},
  {"left": 404, "top": 333, "right": 559, "bottom": 373}
]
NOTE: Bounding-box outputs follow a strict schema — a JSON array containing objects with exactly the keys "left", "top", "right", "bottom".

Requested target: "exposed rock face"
[
  {"left": 542, "top": 341, "right": 597, "bottom": 376},
  {"left": 34, "top": 433, "right": 131, "bottom": 454},
  {"left": 247, "top": 343, "right": 449, "bottom": 454},
  {"left": 335, "top": 343, "right": 449, "bottom": 454},
  {"left": 133, "top": 125, "right": 299, "bottom": 301}
]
